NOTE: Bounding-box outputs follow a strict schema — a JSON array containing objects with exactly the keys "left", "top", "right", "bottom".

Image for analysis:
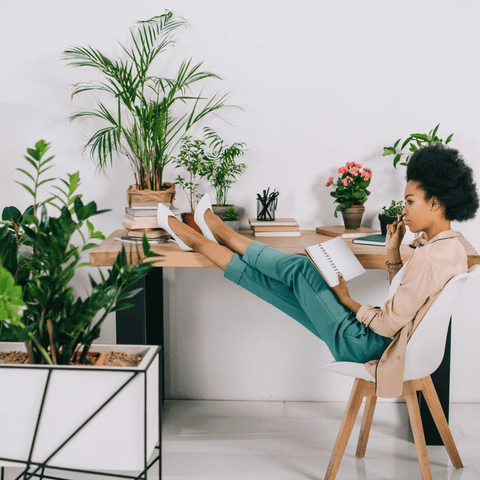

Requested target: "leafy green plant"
[
  {"left": 325, "top": 162, "right": 372, "bottom": 217},
  {"left": 63, "top": 11, "right": 232, "bottom": 191},
  {"left": 0, "top": 140, "right": 160, "bottom": 365},
  {"left": 380, "top": 200, "right": 405, "bottom": 217},
  {"left": 223, "top": 206, "right": 239, "bottom": 221},
  {"left": 173, "top": 136, "right": 208, "bottom": 214},
  {"left": 382, "top": 123, "right": 454, "bottom": 168},
  {"left": 200, "top": 127, "right": 247, "bottom": 206}
]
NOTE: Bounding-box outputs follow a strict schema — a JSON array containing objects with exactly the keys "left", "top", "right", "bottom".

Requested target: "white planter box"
[{"left": 0, "top": 343, "right": 160, "bottom": 473}]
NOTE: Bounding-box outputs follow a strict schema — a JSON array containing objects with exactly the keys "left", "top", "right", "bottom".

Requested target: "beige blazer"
[{"left": 356, "top": 230, "right": 467, "bottom": 397}]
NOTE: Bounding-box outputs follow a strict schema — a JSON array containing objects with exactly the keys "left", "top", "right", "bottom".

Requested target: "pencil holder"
[{"left": 256, "top": 198, "right": 277, "bottom": 221}]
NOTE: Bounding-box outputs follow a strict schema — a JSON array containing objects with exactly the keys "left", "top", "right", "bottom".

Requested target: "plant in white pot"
[
  {"left": 63, "top": 11, "right": 232, "bottom": 207},
  {"left": 200, "top": 127, "right": 247, "bottom": 219},
  {"left": 0, "top": 141, "right": 161, "bottom": 474}
]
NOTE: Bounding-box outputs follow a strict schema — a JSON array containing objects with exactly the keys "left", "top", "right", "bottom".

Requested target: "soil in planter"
[{"left": 0, "top": 351, "right": 145, "bottom": 367}]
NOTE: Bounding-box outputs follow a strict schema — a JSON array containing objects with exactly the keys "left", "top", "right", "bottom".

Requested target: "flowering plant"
[{"left": 325, "top": 162, "right": 372, "bottom": 217}]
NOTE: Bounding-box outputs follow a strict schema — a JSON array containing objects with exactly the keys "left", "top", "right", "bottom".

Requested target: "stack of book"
[
  {"left": 116, "top": 203, "right": 180, "bottom": 244},
  {"left": 249, "top": 218, "right": 300, "bottom": 237},
  {"left": 315, "top": 226, "right": 380, "bottom": 239}
]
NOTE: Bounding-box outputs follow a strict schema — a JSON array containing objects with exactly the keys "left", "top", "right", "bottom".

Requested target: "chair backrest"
[{"left": 389, "top": 264, "right": 480, "bottom": 381}]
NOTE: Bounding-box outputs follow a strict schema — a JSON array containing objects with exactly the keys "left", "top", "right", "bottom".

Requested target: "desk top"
[{"left": 89, "top": 229, "right": 480, "bottom": 269}]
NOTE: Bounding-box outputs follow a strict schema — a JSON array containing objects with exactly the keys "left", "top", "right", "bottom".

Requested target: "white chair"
[{"left": 322, "top": 264, "right": 480, "bottom": 480}]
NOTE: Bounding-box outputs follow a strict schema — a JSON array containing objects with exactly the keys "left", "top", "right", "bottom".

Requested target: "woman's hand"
[
  {"left": 332, "top": 273, "right": 349, "bottom": 300},
  {"left": 385, "top": 215, "right": 406, "bottom": 252},
  {"left": 331, "top": 273, "right": 361, "bottom": 314}
]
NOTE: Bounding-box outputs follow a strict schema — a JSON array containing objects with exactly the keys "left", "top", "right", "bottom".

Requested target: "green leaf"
[
  {"left": 2, "top": 206, "right": 22, "bottom": 223},
  {"left": 445, "top": 133, "right": 454, "bottom": 144},
  {"left": 382, "top": 147, "right": 395, "bottom": 156},
  {"left": 393, "top": 154, "right": 402, "bottom": 168}
]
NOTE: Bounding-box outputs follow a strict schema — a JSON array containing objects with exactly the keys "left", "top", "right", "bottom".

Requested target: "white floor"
[
  {"left": 161, "top": 400, "right": 480, "bottom": 480},
  {"left": 2, "top": 400, "right": 479, "bottom": 480}
]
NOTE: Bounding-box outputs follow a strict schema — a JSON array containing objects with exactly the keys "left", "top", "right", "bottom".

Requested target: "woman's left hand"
[{"left": 332, "top": 273, "right": 349, "bottom": 300}]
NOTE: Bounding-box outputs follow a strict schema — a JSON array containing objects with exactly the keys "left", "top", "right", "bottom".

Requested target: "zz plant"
[{"left": 0, "top": 140, "right": 159, "bottom": 365}]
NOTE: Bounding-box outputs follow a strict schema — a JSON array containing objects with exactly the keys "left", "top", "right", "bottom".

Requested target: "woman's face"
[{"left": 402, "top": 180, "right": 441, "bottom": 234}]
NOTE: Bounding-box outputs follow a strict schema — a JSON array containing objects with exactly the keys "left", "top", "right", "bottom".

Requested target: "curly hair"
[{"left": 406, "top": 143, "right": 479, "bottom": 222}]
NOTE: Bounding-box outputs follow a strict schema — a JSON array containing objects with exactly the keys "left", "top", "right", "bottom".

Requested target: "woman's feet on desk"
[{"left": 156, "top": 204, "right": 194, "bottom": 251}]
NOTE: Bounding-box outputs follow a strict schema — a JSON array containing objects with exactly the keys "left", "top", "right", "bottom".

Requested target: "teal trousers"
[{"left": 224, "top": 241, "right": 392, "bottom": 363}]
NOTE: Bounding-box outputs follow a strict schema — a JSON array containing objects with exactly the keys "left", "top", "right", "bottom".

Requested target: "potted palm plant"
[
  {"left": 200, "top": 127, "right": 247, "bottom": 218},
  {"left": 0, "top": 141, "right": 161, "bottom": 473},
  {"left": 223, "top": 206, "right": 240, "bottom": 232},
  {"left": 63, "top": 11, "right": 231, "bottom": 206}
]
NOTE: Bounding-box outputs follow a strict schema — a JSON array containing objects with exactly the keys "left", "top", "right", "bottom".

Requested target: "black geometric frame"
[{"left": 0, "top": 346, "right": 161, "bottom": 480}]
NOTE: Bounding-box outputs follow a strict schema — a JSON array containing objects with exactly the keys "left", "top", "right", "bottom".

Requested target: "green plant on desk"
[
  {"left": 381, "top": 200, "right": 405, "bottom": 217},
  {"left": 383, "top": 123, "right": 454, "bottom": 168},
  {"left": 0, "top": 140, "right": 159, "bottom": 365},
  {"left": 223, "top": 206, "right": 240, "bottom": 221},
  {"left": 200, "top": 127, "right": 247, "bottom": 206}
]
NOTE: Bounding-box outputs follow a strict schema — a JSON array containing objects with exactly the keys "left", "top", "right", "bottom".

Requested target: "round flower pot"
[
  {"left": 341, "top": 205, "right": 365, "bottom": 230},
  {"left": 181, "top": 212, "right": 202, "bottom": 233},
  {"left": 379, "top": 214, "right": 398, "bottom": 235},
  {"left": 126, "top": 183, "right": 176, "bottom": 207}
]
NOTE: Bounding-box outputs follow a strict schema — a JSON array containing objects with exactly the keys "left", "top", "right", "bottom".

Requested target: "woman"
[{"left": 157, "top": 144, "right": 479, "bottom": 397}]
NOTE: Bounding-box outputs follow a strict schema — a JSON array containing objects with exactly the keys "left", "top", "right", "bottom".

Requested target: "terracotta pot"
[
  {"left": 341, "top": 205, "right": 365, "bottom": 230},
  {"left": 212, "top": 204, "right": 234, "bottom": 220},
  {"left": 379, "top": 215, "right": 398, "bottom": 235},
  {"left": 126, "top": 183, "right": 176, "bottom": 207},
  {"left": 181, "top": 212, "right": 202, "bottom": 233}
]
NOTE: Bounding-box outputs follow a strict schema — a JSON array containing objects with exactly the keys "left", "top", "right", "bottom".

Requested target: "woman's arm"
[{"left": 385, "top": 216, "right": 406, "bottom": 284}]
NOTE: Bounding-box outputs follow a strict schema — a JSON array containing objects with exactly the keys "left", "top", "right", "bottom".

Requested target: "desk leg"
[
  {"left": 116, "top": 268, "right": 165, "bottom": 401},
  {"left": 417, "top": 320, "right": 451, "bottom": 446}
]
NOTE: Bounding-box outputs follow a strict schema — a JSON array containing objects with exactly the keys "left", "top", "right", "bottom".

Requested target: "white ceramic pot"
[
  {"left": 0, "top": 343, "right": 160, "bottom": 472},
  {"left": 224, "top": 220, "right": 240, "bottom": 232}
]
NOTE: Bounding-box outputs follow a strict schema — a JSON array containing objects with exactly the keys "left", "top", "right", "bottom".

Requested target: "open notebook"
[{"left": 305, "top": 236, "right": 366, "bottom": 287}]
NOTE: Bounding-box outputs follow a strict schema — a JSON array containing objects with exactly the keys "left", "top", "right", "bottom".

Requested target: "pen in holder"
[{"left": 256, "top": 188, "right": 279, "bottom": 221}]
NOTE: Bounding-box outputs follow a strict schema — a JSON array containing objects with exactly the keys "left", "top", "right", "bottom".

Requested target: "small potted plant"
[
  {"left": 382, "top": 123, "right": 454, "bottom": 168},
  {"left": 223, "top": 205, "right": 240, "bottom": 232},
  {"left": 379, "top": 200, "right": 405, "bottom": 235},
  {"left": 0, "top": 140, "right": 161, "bottom": 473},
  {"left": 200, "top": 127, "right": 247, "bottom": 219},
  {"left": 325, "top": 162, "right": 372, "bottom": 229},
  {"left": 173, "top": 135, "right": 207, "bottom": 232}
]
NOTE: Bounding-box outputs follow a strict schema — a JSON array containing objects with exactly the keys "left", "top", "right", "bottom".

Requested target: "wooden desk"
[
  {"left": 90, "top": 229, "right": 479, "bottom": 445},
  {"left": 90, "top": 229, "right": 480, "bottom": 269}
]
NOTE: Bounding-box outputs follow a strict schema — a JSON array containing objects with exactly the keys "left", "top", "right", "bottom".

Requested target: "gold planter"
[{"left": 341, "top": 205, "right": 365, "bottom": 230}]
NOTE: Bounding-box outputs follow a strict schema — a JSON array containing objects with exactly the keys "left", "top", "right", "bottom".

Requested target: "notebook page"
[
  {"left": 321, "top": 236, "right": 366, "bottom": 284},
  {"left": 305, "top": 244, "right": 339, "bottom": 286}
]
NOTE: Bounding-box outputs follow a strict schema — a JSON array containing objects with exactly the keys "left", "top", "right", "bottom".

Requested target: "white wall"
[{"left": 1, "top": 1, "right": 479, "bottom": 402}]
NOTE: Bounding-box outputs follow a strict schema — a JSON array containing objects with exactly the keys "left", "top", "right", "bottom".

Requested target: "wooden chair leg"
[
  {"left": 403, "top": 381, "right": 432, "bottom": 480},
  {"left": 324, "top": 378, "right": 366, "bottom": 480},
  {"left": 356, "top": 395, "right": 377, "bottom": 458},
  {"left": 420, "top": 376, "right": 463, "bottom": 468}
]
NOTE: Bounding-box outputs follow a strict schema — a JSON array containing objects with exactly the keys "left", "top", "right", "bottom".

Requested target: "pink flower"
[
  {"left": 349, "top": 168, "right": 359, "bottom": 176},
  {"left": 346, "top": 162, "right": 355, "bottom": 168},
  {"left": 361, "top": 171, "right": 372, "bottom": 181},
  {"left": 363, "top": 167, "right": 372, "bottom": 174},
  {"left": 338, "top": 166, "right": 347, "bottom": 174},
  {"left": 325, "top": 176, "right": 334, "bottom": 187},
  {"left": 342, "top": 176, "right": 353, "bottom": 187}
]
